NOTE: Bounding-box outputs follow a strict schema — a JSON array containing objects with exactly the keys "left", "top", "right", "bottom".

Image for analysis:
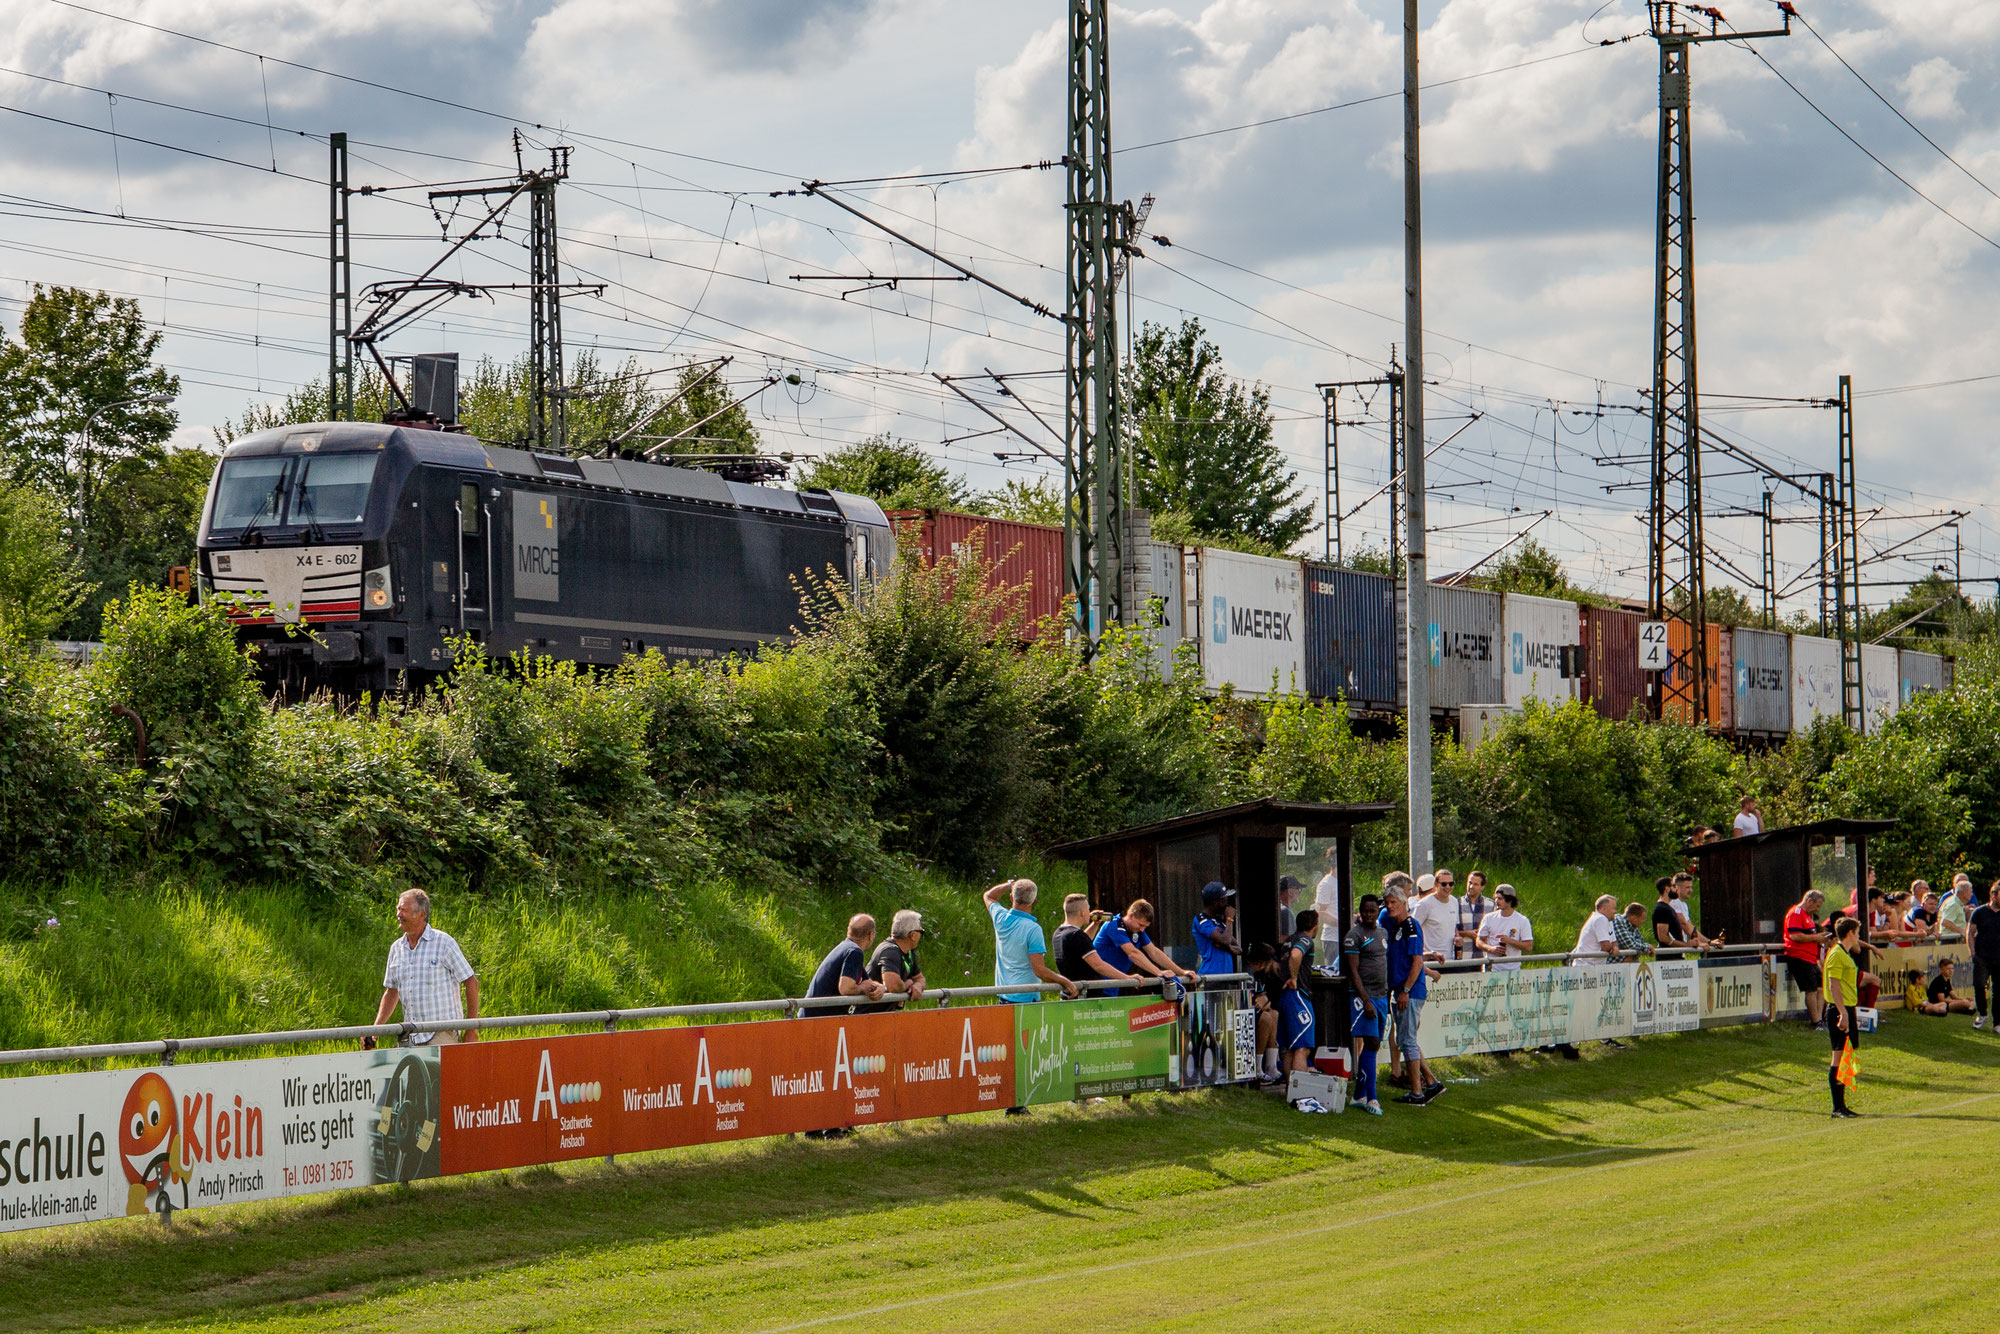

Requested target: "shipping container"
[
  {"left": 1421, "top": 583, "right": 1504, "bottom": 713},
  {"left": 1946, "top": 656, "right": 1957, "bottom": 691},
  {"left": 1663, "top": 620, "right": 1733, "bottom": 731},
  {"left": 1502, "top": 592, "right": 1581, "bottom": 709},
  {"left": 1790, "top": 633, "right": 1842, "bottom": 730},
  {"left": 1580, "top": 604, "right": 1647, "bottom": 722},
  {"left": 1900, "top": 648, "right": 1945, "bottom": 703},
  {"left": 886, "top": 509, "right": 1063, "bottom": 638},
  {"left": 1862, "top": 642, "right": 1900, "bottom": 731},
  {"left": 1731, "top": 627, "right": 1791, "bottom": 737},
  {"left": 1123, "top": 533, "right": 1186, "bottom": 677},
  {"left": 1303, "top": 565, "right": 1399, "bottom": 711},
  {"left": 1188, "top": 547, "right": 1304, "bottom": 697}
]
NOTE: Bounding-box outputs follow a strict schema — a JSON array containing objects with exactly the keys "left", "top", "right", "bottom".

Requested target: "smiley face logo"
[{"left": 119, "top": 1072, "right": 180, "bottom": 1215}]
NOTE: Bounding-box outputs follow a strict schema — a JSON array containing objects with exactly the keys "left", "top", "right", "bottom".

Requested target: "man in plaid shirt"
[
  {"left": 1454, "top": 871, "right": 1494, "bottom": 961},
  {"left": 366, "top": 889, "right": 479, "bottom": 1047}
]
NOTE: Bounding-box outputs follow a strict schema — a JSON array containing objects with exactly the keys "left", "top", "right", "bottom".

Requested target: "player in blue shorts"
[
  {"left": 1279, "top": 910, "right": 1320, "bottom": 1078},
  {"left": 1341, "top": 894, "right": 1389, "bottom": 1115}
]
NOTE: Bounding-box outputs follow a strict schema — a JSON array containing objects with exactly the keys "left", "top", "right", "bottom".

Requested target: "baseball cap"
[
  {"left": 1278, "top": 875, "right": 1302, "bottom": 892},
  {"left": 1416, "top": 873, "right": 1437, "bottom": 893},
  {"left": 1200, "top": 881, "right": 1234, "bottom": 906}
]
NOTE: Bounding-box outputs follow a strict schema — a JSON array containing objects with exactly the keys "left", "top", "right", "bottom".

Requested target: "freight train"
[
  {"left": 195, "top": 421, "right": 894, "bottom": 694},
  {"left": 886, "top": 506, "right": 1954, "bottom": 741}
]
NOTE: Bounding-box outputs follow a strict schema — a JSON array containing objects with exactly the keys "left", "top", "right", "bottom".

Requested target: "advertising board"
[
  {"left": 1502, "top": 593, "right": 1580, "bottom": 709},
  {"left": 1179, "top": 987, "right": 1257, "bottom": 1087},
  {"left": 1630, "top": 959, "right": 1701, "bottom": 1036},
  {"left": 1698, "top": 958, "right": 1769, "bottom": 1027},
  {"left": 0, "top": 1048, "right": 437, "bottom": 1234},
  {"left": 1195, "top": 548, "right": 1304, "bottom": 697},
  {"left": 1014, "top": 997, "right": 1178, "bottom": 1103},
  {"left": 439, "top": 1008, "right": 1016, "bottom": 1174},
  {"left": 1872, "top": 940, "right": 1972, "bottom": 1009},
  {"left": 1414, "top": 964, "right": 1634, "bottom": 1057}
]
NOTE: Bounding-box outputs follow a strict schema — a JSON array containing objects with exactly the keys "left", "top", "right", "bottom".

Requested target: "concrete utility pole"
[{"left": 1403, "top": 0, "right": 1431, "bottom": 877}]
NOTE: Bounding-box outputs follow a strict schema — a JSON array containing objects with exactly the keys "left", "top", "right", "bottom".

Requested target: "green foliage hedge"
[{"left": 2, "top": 535, "right": 1992, "bottom": 899}]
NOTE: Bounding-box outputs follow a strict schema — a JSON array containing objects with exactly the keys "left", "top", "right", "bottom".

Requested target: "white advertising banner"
[
  {"left": 1631, "top": 959, "right": 1700, "bottom": 1036},
  {"left": 1196, "top": 547, "right": 1304, "bottom": 697},
  {"left": 1502, "top": 593, "right": 1579, "bottom": 709},
  {"left": 0, "top": 1048, "right": 439, "bottom": 1234},
  {"left": 1791, "top": 634, "right": 1842, "bottom": 731},
  {"left": 1698, "top": 958, "right": 1769, "bottom": 1027},
  {"left": 1414, "top": 964, "right": 1635, "bottom": 1057},
  {"left": 1861, "top": 642, "right": 1900, "bottom": 732},
  {"left": 1874, "top": 940, "right": 1972, "bottom": 1009}
]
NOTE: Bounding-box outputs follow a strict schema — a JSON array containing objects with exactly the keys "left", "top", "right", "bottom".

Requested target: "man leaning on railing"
[{"left": 364, "top": 888, "right": 479, "bottom": 1050}]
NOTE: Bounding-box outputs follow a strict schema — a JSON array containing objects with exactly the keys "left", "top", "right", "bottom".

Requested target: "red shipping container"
[
  {"left": 885, "top": 509, "right": 1064, "bottom": 639},
  {"left": 1580, "top": 604, "right": 1647, "bottom": 723}
]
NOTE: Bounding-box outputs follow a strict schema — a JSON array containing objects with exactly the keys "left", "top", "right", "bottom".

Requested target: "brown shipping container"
[
  {"left": 1663, "top": 620, "right": 1733, "bottom": 731},
  {"left": 1580, "top": 604, "right": 1647, "bottom": 722},
  {"left": 886, "top": 509, "right": 1064, "bottom": 638}
]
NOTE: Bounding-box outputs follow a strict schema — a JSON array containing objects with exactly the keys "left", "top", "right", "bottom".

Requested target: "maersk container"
[
  {"left": 1901, "top": 648, "right": 1945, "bottom": 703},
  {"left": 1580, "top": 604, "right": 1647, "bottom": 722},
  {"left": 1731, "top": 627, "right": 1791, "bottom": 737},
  {"left": 1422, "top": 583, "right": 1504, "bottom": 713},
  {"left": 1862, "top": 642, "right": 1900, "bottom": 731},
  {"left": 1663, "top": 620, "right": 1733, "bottom": 731},
  {"left": 1791, "top": 633, "right": 1842, "bottom": 730},
  {"left": 1502, "top": 592, "right": 1580, "bottom": 709},
  {"left": 1191, "top": 547, "right": 1305, "bottom": 697},
  {"left": 886, "top": 509, "right": 1062, "bottom": 638},
  {"left": 1303, "top": 564, "right": 1399, "bottom": 712}
]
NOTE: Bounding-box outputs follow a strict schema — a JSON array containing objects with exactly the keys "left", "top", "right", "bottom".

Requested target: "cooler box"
[
  {"left": 1857, "top": 1007, "right": 1879, "bottom": 1033},
  {"left": 1312, "top": 1046, "right": 1352, "bottom": 1078}
]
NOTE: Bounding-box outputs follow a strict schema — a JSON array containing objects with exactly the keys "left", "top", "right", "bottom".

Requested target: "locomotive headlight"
[{"left": 364, "top": 564, "right": 393, "bottom": 609}]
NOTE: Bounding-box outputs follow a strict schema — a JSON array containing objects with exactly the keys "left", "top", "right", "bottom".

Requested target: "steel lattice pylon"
[
  {"left": 328, "top": 132, "right": 353, "bottom": 422},
  {"left": 528, "top": 146, "right": 572, "bottom": 455},
  {"left": 1836, "top": 374, "right": 1863, "bottom": 726},
  {"left": 1065, "top": 0, "right": 1123, "bottom": 644}
]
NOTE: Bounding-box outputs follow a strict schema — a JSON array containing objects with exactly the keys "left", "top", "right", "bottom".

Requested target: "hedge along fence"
[{"left": 0, "top": 545, "right": 1985, "bottom": 898}]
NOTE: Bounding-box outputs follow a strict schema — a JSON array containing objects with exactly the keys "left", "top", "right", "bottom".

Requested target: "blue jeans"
[{"left": 1395, "top": 996, "right": 1426, "bottom": 1062}]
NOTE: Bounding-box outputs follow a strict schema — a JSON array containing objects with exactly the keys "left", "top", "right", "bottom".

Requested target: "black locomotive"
[{"left": 195, "top": 421, "right": 893, "bottom": 694}]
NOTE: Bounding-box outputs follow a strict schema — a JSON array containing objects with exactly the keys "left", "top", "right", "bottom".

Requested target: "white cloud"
[{"left": 1901, "top": 56, "right": 1965, "bottom": 121}]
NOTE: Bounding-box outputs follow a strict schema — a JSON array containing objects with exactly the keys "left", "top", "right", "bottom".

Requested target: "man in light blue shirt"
[{"left": 984, "top": 879, "right": 1078, "bottom": 1004}]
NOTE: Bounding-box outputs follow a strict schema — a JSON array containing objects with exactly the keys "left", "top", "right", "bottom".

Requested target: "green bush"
[{"left": 0, "top": 634, "right": 140, "bottom": 872}]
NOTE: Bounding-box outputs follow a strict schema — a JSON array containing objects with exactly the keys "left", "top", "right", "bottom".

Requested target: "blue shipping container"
[{"left": 1304, "top": 564, "right": 1399, "bottom": 711}]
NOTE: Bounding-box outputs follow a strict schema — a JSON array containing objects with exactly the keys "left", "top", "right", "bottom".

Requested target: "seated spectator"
[
  {"left": 1091, "top": 899, "right": 1194, "bottom": 995},
  {"left": 1905, "top": 885, "right": 1941, "bottom": 939},
  {"left": 1919, "top": 959, "right": 1976, "bottom": 1015},
  {"left": 865, "top": 910, "right": 927, "bottom": 1011},
  {"left": 808, "top": 914, "right": 887, "bottom": 1013},
  {"left": 1614, "top": 903, "right": 1654, "bottom": 957},
  {"left": 1248, "top": 942, "right": 1285, "bottom": 1085}
]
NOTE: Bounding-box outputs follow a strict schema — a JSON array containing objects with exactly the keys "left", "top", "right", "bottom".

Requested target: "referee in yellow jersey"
[{"left": 1823, "top": 917, "right": 1862, "bottom": 1119}]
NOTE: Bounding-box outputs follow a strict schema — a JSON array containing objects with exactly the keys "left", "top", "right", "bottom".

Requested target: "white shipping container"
[
  {"left": 1790, "top": 634, "right": 1843, "bottom": 731},
  {"left": 1191, "top": 547, "right": 1304, "bottom": 697},
  {"left": 1862, "top": 642, "right": 1900, "bottom": 732},
  {"left": 1123, "top": 532, "right": 1185, "bottom": 678},
  {"left": 1502, "top": 593, "right": 1580, "bottom": 709}
]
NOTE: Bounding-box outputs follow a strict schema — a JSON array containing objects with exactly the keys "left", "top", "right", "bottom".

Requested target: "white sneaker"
[{"left": 1977, "top": 1015, "right": 1986, "bottom": 1029}]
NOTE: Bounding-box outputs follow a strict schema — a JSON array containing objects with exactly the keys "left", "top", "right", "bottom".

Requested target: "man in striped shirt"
[{"left": 367, "top": 888, "right": 479, "bottom": 1048}]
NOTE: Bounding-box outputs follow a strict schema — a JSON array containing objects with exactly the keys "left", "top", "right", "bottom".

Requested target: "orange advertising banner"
[{"left": 439, "top": 1006, "right": 1017, "bottom": 1175}]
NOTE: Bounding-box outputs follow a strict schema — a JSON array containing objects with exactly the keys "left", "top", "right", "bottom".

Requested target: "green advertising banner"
[{"left": 1014, "top": 996, "right": 1179, "bottom": 1104}]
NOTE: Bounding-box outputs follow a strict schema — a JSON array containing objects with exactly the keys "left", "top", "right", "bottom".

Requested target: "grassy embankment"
[
  {"left": 0, "top": 1008, "right": 1993, "bottom": 1331},
  {"left": 0, "top": 861, "right": 1660, "bottom": 1059}
]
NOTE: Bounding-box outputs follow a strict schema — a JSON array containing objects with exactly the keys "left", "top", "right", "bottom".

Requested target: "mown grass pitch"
[{"left": 4, "top": 1010, "right": 1995, "bottom": 1332}]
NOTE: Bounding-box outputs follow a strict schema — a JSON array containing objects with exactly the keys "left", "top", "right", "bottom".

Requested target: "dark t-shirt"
[
  {"left": 1653, "top": 900, "right": 1687, "bottom": 945},
  {"left": 1342, "top": 922, "right": 1390, "bottom": 998},
  {"left": 1281, "top": 931, "right": 1315, "bottom": 986},
  {"left": 1973, "top": 905, "right": 2000, "bottom": 960},
  {"left": 869, "top": 940, "right": 920, "bottom": 986},
  {"left": 1050, "top": 924, "right": 1099, "bottom": 984},
  {"left": 1928, "top": 974, "right": 1955, "bottom": 1004},
  {"left": 807, "top": 940, "right": 865, "bottom": 1000}
]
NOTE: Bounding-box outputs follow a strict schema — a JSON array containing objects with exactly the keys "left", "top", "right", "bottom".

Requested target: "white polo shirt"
[
  {"left": 384, "top": 926, "right": 475, "bottom": 1043},
  {"left": 1572, "top": 913, "right": 1620, "bottom": 965}
]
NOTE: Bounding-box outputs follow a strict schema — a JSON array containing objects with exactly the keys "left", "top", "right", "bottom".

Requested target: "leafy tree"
[
  {"left": 0, "top": 481, "right": 88, "bottom": 641},
  {"left": 0, "top": 286, "right": 178, "bottom": 604},
  {"left": 796, "top": 435, "right": 970, "bottom": 510},
  {"left": 975, "top": 476, "right": 1063, "bottom": 525},
  {"left": 1123, "top": 318, "right": 1313, "bottom": 551},
  {"left": 1480, "top": 537, "right": 1612, "bottom": 606},
  {"left": 1330, "top": 542, "right": 1398, "bottom": 576},
  {"left": 72, "top": 448, "right": 216, "bottom": 639},
  {"left": 459, "top": 351, "right": 687, "bottom": 451},
  {"left": 214, "top": 367, "right": 400, "bottom": 444},
  {"left": 1148, "top": 507, "right": 1290, "bottom": 559}
]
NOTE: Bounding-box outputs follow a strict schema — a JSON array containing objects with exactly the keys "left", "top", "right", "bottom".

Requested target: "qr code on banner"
[{"left": 1232, "top": 1009, "right": 1257, "bottom": 1082}]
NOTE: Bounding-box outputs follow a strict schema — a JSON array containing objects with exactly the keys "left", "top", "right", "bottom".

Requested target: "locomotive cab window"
[
  {"left": 210, "top": 457, "right": 291, "bottom": 529},
  {"left": 292, "top": 454, "right": 376, "bottom": 526},
  {"left": 459, "top": 483, "right": 480, "bottom": 535}
]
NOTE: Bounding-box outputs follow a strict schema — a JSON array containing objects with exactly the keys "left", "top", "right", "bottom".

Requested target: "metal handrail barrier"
[
  {"left": 0, "top": 973, "right": 1253, "bottom": 1070},
  {"left": 1421, "top": 935, "right": 1958, "bottom": 974}
]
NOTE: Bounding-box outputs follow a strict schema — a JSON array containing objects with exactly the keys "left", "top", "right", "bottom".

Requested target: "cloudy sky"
[{"left": 4, "top": 0, "right": 1998, "bottom": 610}]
